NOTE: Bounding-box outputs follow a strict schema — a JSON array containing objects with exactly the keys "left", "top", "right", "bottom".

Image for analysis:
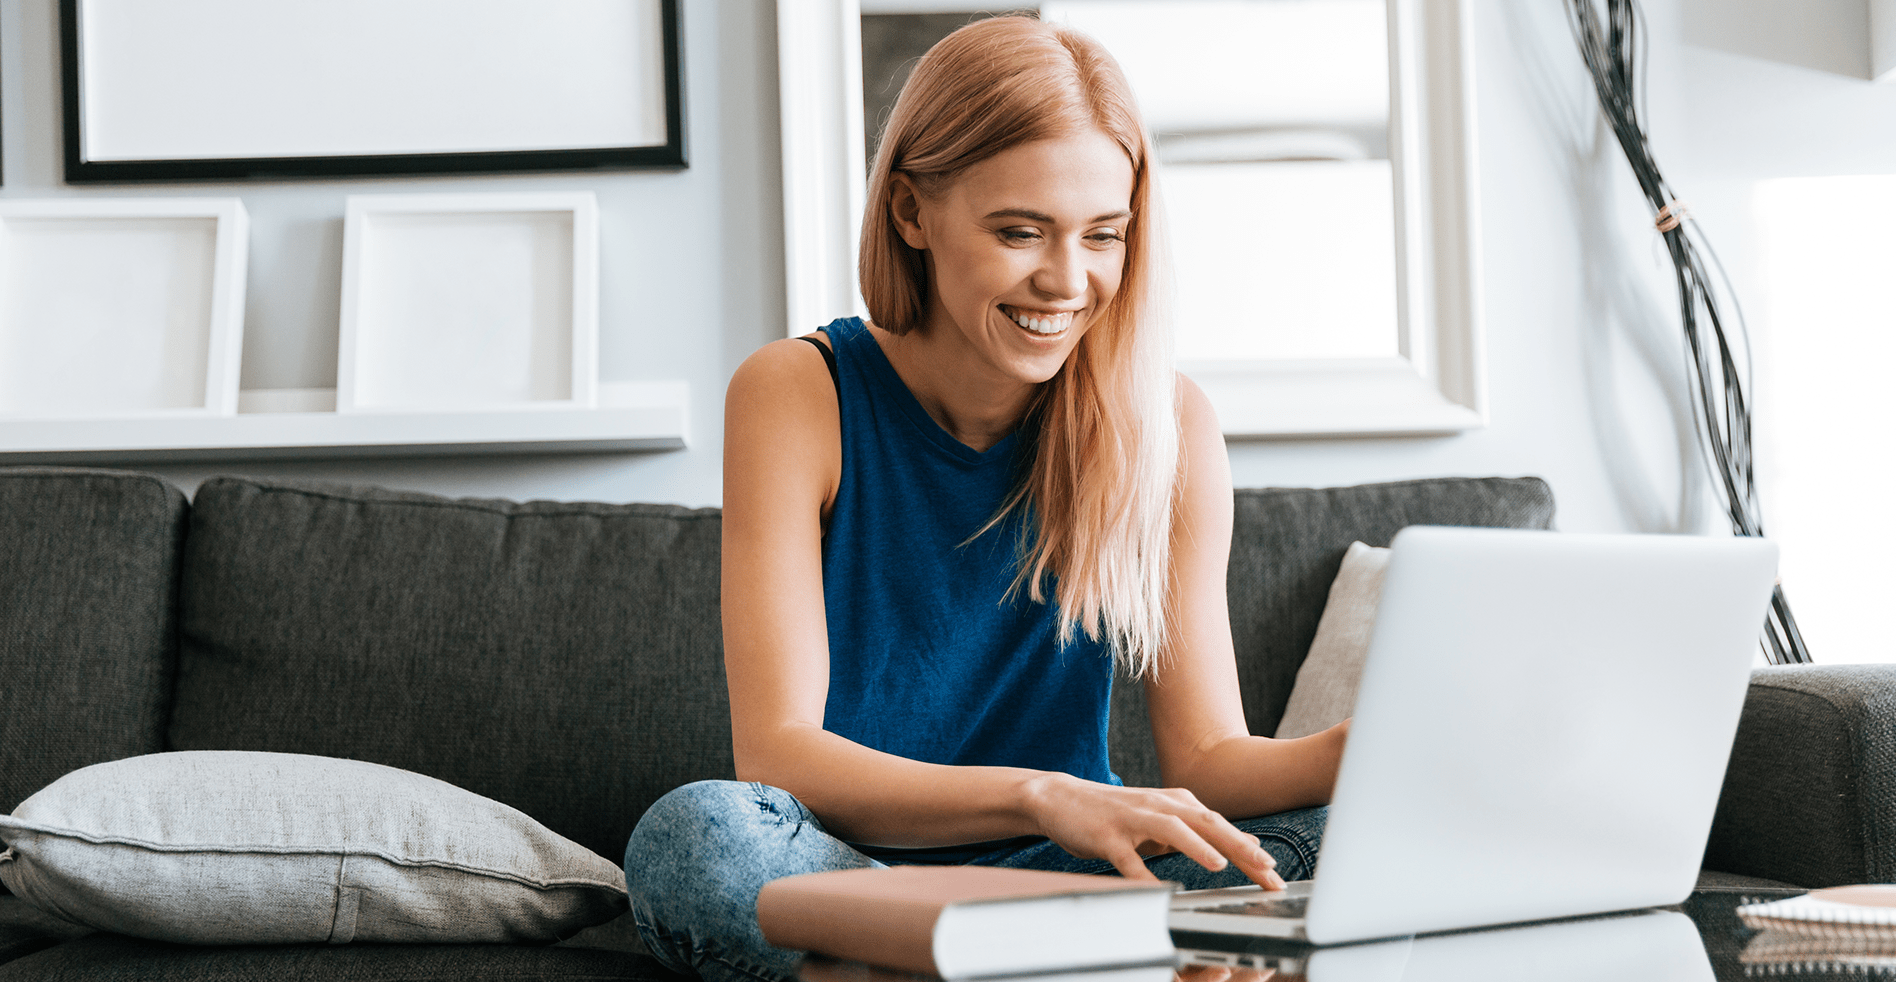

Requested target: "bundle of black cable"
[{"left": 1563, "top": 0, "right": 1810, "bottom": 664}]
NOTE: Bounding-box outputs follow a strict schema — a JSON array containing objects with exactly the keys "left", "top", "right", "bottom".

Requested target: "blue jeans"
[{"left": 623, "top": 780, "right": 1327, "bottom": 982}]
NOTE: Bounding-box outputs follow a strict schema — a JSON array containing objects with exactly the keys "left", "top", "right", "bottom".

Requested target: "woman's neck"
[{"left": 869, "top": 320, "right": 1037, "bottom": 453}]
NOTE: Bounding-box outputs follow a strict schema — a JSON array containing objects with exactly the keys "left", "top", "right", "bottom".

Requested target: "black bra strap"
[{"left": 797, "top": 335, "right": 840, "bottom": 394}]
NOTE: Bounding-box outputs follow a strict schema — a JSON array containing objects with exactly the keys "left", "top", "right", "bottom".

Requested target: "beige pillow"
[
  {"left": 1274, "top": 541, "right": 1391, "bottom": 739},
  {"left": 0, "top": 751, "right": 628, "bottom": 945}
]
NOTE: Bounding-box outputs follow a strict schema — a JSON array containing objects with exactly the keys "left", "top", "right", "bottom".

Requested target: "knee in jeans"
[
  {"left": 1270, "top": 806, "right": 1328, "bottom": 879},
  {"left": 624, "top": 781, "right": 813, "bottom": 899},
  {"left": 628, "top": 781, "right": 746, "bottom": 862}
]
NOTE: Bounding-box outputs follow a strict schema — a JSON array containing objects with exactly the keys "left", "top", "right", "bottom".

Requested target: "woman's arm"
[
  {"left": 723, "top": 340, "right": 1279, "bottom": 882},
  {"left": 1143, "top": 375, "right": 1350, "bottom": 819},
  {"left": 722, "top": 338, "right": 1071, "bottom": 846}
]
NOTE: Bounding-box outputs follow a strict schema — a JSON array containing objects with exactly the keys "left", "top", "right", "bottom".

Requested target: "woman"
[{"left": 626, "top": 16, "right": 1348, "bottom": 982}]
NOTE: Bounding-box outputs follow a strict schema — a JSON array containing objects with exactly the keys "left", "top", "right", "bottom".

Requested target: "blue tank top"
[{"left": 818, "top": 318, "right": 1119, "bottom": 859}]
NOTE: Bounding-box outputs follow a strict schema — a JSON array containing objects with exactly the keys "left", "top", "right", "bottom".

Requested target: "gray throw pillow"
[
  {"left": 0, "top": 751, "right": 628, "bottom": 945},
  {"left": 1274, "top": 541, "right": 1391, "bottom": 739}
]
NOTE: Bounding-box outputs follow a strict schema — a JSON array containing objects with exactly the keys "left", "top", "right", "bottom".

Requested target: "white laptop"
[{"left": 1170, "top": 526, "right": 1779, "bottom": 945}]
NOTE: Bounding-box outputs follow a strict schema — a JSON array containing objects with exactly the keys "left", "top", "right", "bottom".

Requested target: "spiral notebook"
[
  {"left": 1738, "top": 888, "right": 1896, "bottom": 939},
  {"left": 1736, "top": 888, "right": 1896, "bottom": 976},
  {"left": 1740, "top": 930, "right": 1896, "bottom": 976}
]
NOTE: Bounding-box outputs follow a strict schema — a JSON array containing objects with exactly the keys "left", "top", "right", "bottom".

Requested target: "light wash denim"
[{"left": 624, "top": 780, "right": 1327, "bottom": 982}]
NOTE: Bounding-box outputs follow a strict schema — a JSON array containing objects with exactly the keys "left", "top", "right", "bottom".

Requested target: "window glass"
[{"left": 1753, "top": 175, "right": 1896, "bottom": 665}]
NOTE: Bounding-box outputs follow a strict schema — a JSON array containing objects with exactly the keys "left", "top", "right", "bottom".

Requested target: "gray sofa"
[{"left": 0, "top": 466, "right": 1880, "bottom": 980}]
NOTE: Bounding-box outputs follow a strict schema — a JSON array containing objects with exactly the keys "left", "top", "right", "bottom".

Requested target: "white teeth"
[{"left": 1006, "top": 308, "right": 1072, "bottom": 335}]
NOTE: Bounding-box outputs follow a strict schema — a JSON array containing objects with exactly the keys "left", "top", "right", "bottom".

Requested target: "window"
[
  {"left": 1752, "top": 174, "right": 1896, "bottom": 664},
  {"left": 783, "top": 0, "right": 1482, "bottom": 437}
]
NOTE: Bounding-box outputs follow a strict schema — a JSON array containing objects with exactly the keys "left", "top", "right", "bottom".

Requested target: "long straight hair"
[{"left": 859, "top": 16, "right": 1179, "bottom": 678}]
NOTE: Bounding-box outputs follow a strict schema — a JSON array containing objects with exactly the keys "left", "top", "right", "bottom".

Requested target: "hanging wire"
[{"left": 1562, "top": 0, "right": 1810, "bottom": 664}]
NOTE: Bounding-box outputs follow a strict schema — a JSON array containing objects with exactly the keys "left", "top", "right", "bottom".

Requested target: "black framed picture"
[{"left": 60, "top": 0, "right": 685, "bottom": 183}]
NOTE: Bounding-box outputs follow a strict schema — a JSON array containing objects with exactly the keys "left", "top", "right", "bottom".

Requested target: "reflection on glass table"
[
  {"left": 800, "top": 956, "right": 1178, "bottom": 982},
  {"left": 800, "top": 891, "right": 1832, "bottom": 982},
  {"left": 1178, "top": 907, "right": 1708, "bottom": 982}
]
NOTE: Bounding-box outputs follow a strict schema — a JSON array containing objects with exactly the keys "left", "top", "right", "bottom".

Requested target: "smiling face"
[{"left": 891, "top": 127, "right": 1137, "bottom": 389}]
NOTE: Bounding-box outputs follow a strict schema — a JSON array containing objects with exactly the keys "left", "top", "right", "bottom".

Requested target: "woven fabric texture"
[
  {"left": 1706, "top": 664, "right": 1896, "bottom": 887},
  {"left": 1107, "top": 476, "right": 1556, "bottom": 787},
  {"left": 0, "top": 895, "right": 91, "bottom": 969},
  {"left": 0, "top": 752, "right": 628, "bottom": 945},
  {"left": 0, "top": 932, "right": 687, "bottom": 982},
  {"left": 0, "top": 929, "right": 56, "bottom": 974},
  {"left": 1274, "top": 541, "right": 1392, "bottom": 740},
  {"left": 0, "top": 467, "right": 186, "bottom": 814},
  {"left": 168, "top": 477, "right": 731, "bottom": 865}
]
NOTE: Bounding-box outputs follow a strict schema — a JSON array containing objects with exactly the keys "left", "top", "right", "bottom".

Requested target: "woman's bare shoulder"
[
  {"left": 1174, "top": 371, "right": 1222, "bottom": 442},
  {"left": 1172, "top": 371, "right": 1232, "bottom": 512},
  {"left": 730, "top": 333, "right": 834, "bottom": 401},
  {"left": 725, "top": 334, "right": 841, "bottom": 509}
]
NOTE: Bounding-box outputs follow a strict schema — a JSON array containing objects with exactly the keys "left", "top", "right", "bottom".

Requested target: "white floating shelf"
[{"left": 0, "top": 381, "right": 687, "bottom": 464}]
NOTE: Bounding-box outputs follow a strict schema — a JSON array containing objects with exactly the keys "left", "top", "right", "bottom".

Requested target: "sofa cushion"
[
  {"left": 168, "top": 477, "right": 731, "bottom": 865},
  {"left": 0, "top": 751, "right": 628, "bottom": 945},
  {"left": 0, "top": 895, "right": 89, "bottom": 968},
  {"left": 1706, "top": 665, "right": 1896, "bottom": 887},
  {"left": 0, "top": 467, "right": 186, "bottom": 816},
  {"left": 1273, "top": 540, "right": 1391, "bottom": 740},
  {"left": 0, "top": 932, "right": 688, "bottom": 982},
  {"left": 1108, "top": 476, "right": 1556, "bottom": 787}
]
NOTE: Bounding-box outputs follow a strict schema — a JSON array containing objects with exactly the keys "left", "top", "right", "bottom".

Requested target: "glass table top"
[
  {"left": 1169, "top": 889, "right": 1807, "bottom": 981},
  {"left": 800, "top": 888, "right": 1826, "bottom": 982}
]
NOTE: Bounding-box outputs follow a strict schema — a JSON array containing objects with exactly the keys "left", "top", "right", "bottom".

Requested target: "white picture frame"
[
  {"left": 336, "top": 192, "right": 600, "bottom": 415},
  {"left": 778, "top": 0, "right": 1484, "bottom": 438},
  {"left": 0, "top": 197, "right": 249, "bottom": 419}
]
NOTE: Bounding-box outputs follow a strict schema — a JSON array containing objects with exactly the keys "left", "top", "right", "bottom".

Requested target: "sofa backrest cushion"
[
  {"left": 0, "top": 467, "right": 186, "bottom": 814},
  {"left": 169, "top": 476, "right": 728, "bottom": 864},
  {"left": 1108, "top": 476, "right": 1556, "bottom": 788}
]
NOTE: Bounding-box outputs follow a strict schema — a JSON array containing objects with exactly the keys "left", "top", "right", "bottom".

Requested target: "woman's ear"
[{"left": 889, "top": 173, "right": 930, "bottom": 251}]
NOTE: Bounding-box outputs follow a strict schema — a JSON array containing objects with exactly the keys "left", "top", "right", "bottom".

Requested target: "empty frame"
[
  {"left": 61, "top": 0, "right": 685, "bottom": 182},
  {"left": 0, "top": 199, "right": 249, "bottom": 418},
  {"left": 337, "top": 193, "right": 600, "bottom": 414}
]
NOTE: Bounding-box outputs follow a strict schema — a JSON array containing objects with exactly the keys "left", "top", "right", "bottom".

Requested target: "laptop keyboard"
[{"left": 1193, "top": 895, "right": 1311, "bottom": 919}]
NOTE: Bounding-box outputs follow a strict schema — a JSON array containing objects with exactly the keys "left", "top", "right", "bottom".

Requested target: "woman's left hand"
[{"left": 1021, "top": 772, "right": 1287, "bottom": 888}]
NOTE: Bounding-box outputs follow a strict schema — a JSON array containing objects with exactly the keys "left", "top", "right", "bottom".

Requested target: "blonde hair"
[{"left": 859, "top": 15, "right": 1179, "bottom": 678}]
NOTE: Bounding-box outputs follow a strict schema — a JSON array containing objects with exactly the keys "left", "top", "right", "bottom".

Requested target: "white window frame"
[{"left": 777, "top": 0, "right": 1483, "bottom": 438}]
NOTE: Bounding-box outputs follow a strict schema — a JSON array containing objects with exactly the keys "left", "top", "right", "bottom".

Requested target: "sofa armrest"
[{"left": 1705, "top": 665, "right": 1896, "bottom": 887}]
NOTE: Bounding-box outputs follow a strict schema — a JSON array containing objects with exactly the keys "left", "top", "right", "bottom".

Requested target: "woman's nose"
[{"left": 1034, "top": 240, "right": 1088, "bottom": 300}]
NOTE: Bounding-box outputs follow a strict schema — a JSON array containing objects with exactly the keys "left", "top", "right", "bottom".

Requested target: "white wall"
[
  {"left": 1670, "top": 0, "right": 1896, "bottom": 663},
  {"left": 0, "top": 0, "right": 784, "bottom": 507},
  {"left": 4, "top": 0, "right": 1887, "bottom": 537},
  {"left": 1225, "top": 0, "right": 1896, "bottom": 540}
]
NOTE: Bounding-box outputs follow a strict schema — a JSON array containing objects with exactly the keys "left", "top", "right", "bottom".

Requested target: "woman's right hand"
[{"left": 1020, "top": 772, "right": 1287, "bottom": 889}]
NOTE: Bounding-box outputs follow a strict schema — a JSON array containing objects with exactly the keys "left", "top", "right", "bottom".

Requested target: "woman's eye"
[
  {"left": 1087, "top": 229, "right": 1125, "bottom": 246},
  {"left": 998, "top": 228, "right": 1041, "bottom": 243}
]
